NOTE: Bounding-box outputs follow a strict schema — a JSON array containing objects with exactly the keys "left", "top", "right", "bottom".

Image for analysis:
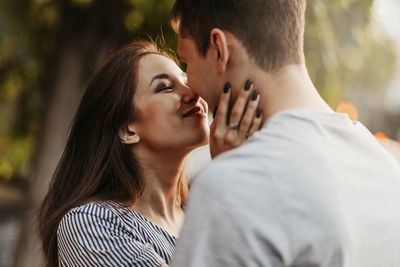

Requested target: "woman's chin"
[
  {"left": 187, "top": 130, "right": 210, "bottom": 150},
  {"left": 201, "top": 132, "right": 210, "bottom": 146},
  {"left": 198, "top": 128, "right": 210, "bottom": 145}
]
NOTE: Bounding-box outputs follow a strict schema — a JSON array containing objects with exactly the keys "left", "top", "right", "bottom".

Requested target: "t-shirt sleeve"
[
  {"left": 171, "top": 166, "right": 284, "bottom": 267},
  {"left": 57, "top": 205, "right": 165, "bottom": 267}
]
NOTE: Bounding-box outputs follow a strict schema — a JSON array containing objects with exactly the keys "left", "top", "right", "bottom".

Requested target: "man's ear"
[
  {"left": 209, "top": 28, "right": 229, "bottom": 74},
  {"left": 119, "top": 124, "right": 140, "bottom": 144}
]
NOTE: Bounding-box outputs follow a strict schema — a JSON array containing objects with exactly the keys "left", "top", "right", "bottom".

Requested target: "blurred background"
[{"left": 0, "top": 0, "right": 399, "bottom": 266}]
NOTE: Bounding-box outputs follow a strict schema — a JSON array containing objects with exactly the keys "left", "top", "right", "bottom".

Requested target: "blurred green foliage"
[
  {"left": 0, "top": 0, "right": 397, "bottom": 181},
  {"left": 305, "top": 0, "right": 397, "bottom": 106}
]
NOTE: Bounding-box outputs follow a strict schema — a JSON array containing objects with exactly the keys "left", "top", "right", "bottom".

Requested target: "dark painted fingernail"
[
  {"left": 213, "top": 105, "right": 218, "bottom": 119},
  {"left": 223, "top": 82, "right": 231, "bottom": 94},
  {"left": 256, "top": 108, "right": 262, "bottom": 118},
  {"left": 251, "top": 90, "right": 259, "bottom": 101},
  {"left": 244, "top": 79, "right": 252, "bottom": 91}
]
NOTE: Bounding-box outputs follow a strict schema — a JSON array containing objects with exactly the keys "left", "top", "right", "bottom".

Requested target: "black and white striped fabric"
[{"left": 57, "top": 200, "right": 176, "bottom": 266}]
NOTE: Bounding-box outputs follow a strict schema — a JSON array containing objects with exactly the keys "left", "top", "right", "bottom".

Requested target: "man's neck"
[{"left": 233, "top": 63, "right": 333, "bottom": 125}]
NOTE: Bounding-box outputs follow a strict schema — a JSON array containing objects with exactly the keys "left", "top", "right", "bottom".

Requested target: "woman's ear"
[
  {"left": 209, "top": 28, "right": 229, "bottom": 74},
  {"left": 119, "top": 124, "right": 140, "bottom": 144}
]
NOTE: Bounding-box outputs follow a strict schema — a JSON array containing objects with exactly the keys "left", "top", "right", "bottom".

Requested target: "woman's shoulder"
[
  {"left": 69, "top": 200, "right": 127, "bottom": 213},
  {"left": 58, "top": 200, "right": 129, "bottom": 233},
  {"left": 65, "top": 200, "right": 126, "bottom": 217},
  {"left": 57, "top": 201, "right": 170, "bottom": 266}
]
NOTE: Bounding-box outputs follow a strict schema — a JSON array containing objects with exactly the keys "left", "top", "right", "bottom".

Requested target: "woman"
[{"left": 38, "top": 40, "right": 262, "bottom": 267}]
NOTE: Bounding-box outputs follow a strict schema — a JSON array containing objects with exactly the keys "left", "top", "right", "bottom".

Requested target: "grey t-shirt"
[{"left": 172, "top": 109, "right": 400, "bottom": 267}]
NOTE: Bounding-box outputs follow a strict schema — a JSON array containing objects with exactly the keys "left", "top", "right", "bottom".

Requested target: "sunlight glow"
[{"left": 335, "top": 101, "right": 359, "bottom": 121}]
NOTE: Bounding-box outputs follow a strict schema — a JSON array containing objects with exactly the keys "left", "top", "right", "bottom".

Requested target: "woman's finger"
[
  {"left": 247, "top": 108, "right": 263, "bottom": 138},
  {"left": 213, "top": 82, "right": 231, "bottom": 127},
  {"left": 238, "top": 90, "right": 260, "bottom": 139},
  {"left": 228, "top": 79, "right": 253, "bottom": 127},
  {"left": 210, "top": 82, "right": 231, "bottom": 159}
]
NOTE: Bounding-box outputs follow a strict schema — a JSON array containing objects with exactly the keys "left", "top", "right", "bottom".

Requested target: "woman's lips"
[{"left": 182, "top": 106, "right": 207, "bottom": 118}]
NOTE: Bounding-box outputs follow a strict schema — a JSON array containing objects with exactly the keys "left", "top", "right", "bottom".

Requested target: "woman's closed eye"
[{"left": 155, "top": 83, "right": 174, "bottom": 93}]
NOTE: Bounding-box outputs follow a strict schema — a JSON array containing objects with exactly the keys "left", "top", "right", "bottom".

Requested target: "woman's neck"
[{"left": 129, "top": 149, "right": 188, "bottom": 236}]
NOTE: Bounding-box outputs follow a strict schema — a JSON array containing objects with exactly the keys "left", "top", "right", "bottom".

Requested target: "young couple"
[{"left": 38, "top": 0, "right": 400, "bottom": 266}]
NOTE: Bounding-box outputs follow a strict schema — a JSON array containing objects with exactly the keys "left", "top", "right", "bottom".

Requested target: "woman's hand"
[{"left": 210, "top": 79, "right": 263, "bottom": 159}]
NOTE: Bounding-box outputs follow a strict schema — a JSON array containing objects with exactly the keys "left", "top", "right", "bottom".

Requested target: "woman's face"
[{"left": 132, "top": 54, "right": 209, "bottom": 152}]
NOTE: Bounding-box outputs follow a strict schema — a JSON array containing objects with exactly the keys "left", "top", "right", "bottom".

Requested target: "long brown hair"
[{"left": 38, "top": 40, "right": 188, "bottom": 267}]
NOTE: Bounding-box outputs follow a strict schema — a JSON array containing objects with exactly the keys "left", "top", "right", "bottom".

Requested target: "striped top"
[{"left": 57, "top": 201, "right": 176, "bottom": 266}]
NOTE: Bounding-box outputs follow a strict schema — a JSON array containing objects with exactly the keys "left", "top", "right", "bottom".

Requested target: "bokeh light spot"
[
  {"left": 374, "top": 131, "right": 389, "bottom": 140},
  {"left": 335, "top": 101, "right": 359, "bottom": 121}
]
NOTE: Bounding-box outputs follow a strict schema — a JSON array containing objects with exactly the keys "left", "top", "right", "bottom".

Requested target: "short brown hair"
[{"left": 172, "top": 0, "right": 306, "bottom": 72}]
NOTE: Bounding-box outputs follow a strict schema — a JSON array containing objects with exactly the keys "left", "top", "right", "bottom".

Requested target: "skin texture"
[
  {"left": 177, "top": 34, "right": 220, "bottom": 109},
  {"left": 177, "top": 29, "right": 233, "bottom": 110}
]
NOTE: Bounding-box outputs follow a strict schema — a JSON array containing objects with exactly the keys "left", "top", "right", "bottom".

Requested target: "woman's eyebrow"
[{"left": 150, "top": 73, "right": 169, "bottom": 86}]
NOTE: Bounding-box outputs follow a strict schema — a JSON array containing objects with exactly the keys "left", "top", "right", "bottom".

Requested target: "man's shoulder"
[
  {"left": 196, "top": 144, "right": 265, "bottom": 179},
  {"left": 196, "top": 122, "right": 311, "bottom": 182},
  {"left": 191, "top": 140, "right": 278, "bottom": 198}
]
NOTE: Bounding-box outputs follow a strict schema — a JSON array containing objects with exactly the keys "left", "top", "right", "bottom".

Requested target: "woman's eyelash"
[{"left": 156, "top": 85, "right": 174, "bottom": 93}]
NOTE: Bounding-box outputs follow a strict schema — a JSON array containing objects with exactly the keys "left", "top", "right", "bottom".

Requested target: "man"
[{"left": 171, "top": 0, "right": 400, "bottom": 266}]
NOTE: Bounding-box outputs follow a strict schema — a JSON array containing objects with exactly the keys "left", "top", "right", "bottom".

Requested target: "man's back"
[{"left": 173, "top": 109, "right": 400, "bottom": 267}]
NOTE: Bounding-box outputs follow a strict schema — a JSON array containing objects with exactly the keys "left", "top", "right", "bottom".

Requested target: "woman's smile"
[{"left": 182, "top": 102, "right": 208, "bottom": 119}]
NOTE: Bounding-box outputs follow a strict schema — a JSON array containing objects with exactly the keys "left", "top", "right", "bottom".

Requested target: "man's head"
[{"left": 173, "top": 0, "right": 306, "bottom": 108}]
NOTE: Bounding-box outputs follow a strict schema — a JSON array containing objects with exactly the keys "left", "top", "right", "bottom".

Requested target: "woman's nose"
[{"left": 181, "top": 84, "right": 199, "bottom": 104}]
